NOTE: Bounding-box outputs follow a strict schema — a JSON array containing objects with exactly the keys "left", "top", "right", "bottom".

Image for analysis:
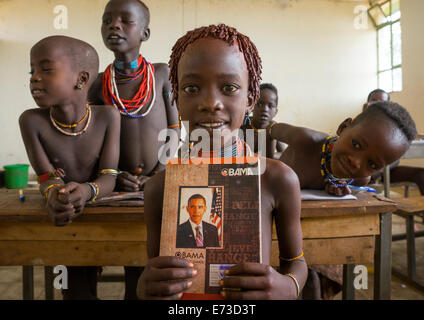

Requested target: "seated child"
[
  {"left": 269, "top": 99, "right": 416, "bottom": 299},
  {"left": 19, "top": 35, "right": 121, "bottom": 299},
  {"left": 240, "top": 83, "right": 286, "bottom": 159},
  {"left": 365, "top": 89, "right": 424, "bottom": 195},
  {"left": 136, "top": 24, "right": 307, "bottom": 300},
  {"left": 88, "top": 0, "right": 179, "bottom": 299},
  {"left": 270, "top": 101, "right": 417, "bottom": 196}
]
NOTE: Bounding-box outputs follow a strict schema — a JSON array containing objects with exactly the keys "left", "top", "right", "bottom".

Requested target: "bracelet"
[
  {"left": 44, "top": 184, "right": 62, "bottom": 200},
  {"left": 268, "top": 122, "right": 277, "bottom": 137},
  {"left": 98, "top": 169, "right": 120, "bottom": 177},
  {"left": 87, "top": 182, "right": 99, "bottom": 202},
  {"left": 285, "top": 273, "right": 300, "bottom": 299},
  {"left": 168, "top": 124, "right": 180, "bottom": 128},
  {"left": 279, "top": 250, "right": 304, "bottom": 262}
]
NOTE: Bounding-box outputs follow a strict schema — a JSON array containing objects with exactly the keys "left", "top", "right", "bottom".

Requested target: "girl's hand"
[
  {"left": 325, "top": 183, "right": 351, "bottom": 196},
  {"left": 137, "top": 256, "right": 197, "bottom": 300},
  {"left": 219, "top": 262, "right": 298, "bottom": 300}
]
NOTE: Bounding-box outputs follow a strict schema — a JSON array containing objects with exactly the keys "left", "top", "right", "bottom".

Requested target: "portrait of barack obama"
[{"left": 176, "top": 194, "right": 220, "bottom": 248}]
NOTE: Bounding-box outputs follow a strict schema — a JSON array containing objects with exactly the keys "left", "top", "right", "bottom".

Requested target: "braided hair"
[{"left": 169, "top": 24, "right": 262, "bottom": 105}]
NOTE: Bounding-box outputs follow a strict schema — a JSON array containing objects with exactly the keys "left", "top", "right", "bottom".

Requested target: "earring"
[
  {"left": 76, "top": 83, "right": 84, "bottom": 90},
  {"left": 243, "top": 112, "right": 251, "bottom": 126}
]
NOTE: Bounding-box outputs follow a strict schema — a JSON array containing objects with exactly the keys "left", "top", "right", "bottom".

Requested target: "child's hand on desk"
[
  {"left": 45, "top": 186, "right": 75, "bottom": 227},
  {"left": 219, "top": 263, "right": 298, "bottom": 300},
  {"left": 137, "top": 256, "right": 197, "bottom": 299},
  {"left": 117, "top": 171, "right": 150, "bottom": 191},
  {"left": 57, "top": 182, "right": 91, "bottom": 221},
  {"left": 325, "top": 183, "right": 351, "bottom": 196}
]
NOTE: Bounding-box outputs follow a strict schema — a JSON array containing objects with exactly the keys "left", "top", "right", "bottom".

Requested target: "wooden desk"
[{"left": 0, "top": 189, "right": 395, "bottom": 300}]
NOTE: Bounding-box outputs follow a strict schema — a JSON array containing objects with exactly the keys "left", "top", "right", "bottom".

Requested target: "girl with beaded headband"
[
  {"left": 20, "top": 35, "right": 121, "bottom": 300},
  {"left": 137, "top": 24, "right": 307, "bottom": 300}
]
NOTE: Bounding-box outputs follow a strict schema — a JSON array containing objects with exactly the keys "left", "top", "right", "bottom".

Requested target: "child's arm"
[
  {"left": 269, "top": 122, "right": 321, "bottom": 146},
  {"left": 137, "top": 171, "right": 197, "bottom": 299},
  {"left": 220, "top": 159, "right": 307, "bottom": 300},
  {"left": 19, "top": 110, "right": 74, "bottom": 226}
]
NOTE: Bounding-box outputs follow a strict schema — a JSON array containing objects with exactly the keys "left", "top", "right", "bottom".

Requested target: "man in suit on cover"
[{"left": 176, "top": 194, "right": 220, "bottom": 248}]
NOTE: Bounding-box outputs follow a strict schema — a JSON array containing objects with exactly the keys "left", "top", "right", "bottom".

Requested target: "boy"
[
  {"left": 240, "top": 83, "right": 285, "bottom": 159},
  {"left": 365, "top": 89, "right": 424, "bottom": 195},
  {"left": 270, "top": 101, "right": 417, "bottom": 196},
  {"left": 20, "top": 35, "right": 121, "bottom": 299},
  {"left": 136, "top": 24, "right": 307, "bottom": 300},
  {"left": 88, "top": 0, "right": 179, "bottom": 299}
]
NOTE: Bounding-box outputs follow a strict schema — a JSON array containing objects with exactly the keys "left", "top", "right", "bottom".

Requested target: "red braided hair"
[{"left": 169, "top": 24, "right": 262, "bottom": 106}]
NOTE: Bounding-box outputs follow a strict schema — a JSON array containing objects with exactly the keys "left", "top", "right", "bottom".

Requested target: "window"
[{"left": 368, "top": 0, "right": 402, "bottom": 92}]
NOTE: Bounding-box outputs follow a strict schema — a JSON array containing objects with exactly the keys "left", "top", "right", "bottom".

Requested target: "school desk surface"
[{"left": 0, "top": 189, "right": 396, "bottom": 300}]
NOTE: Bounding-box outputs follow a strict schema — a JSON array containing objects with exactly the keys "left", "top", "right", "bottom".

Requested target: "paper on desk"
[{"left": 301, "top": 189, "right": 357, "bottom": 201}]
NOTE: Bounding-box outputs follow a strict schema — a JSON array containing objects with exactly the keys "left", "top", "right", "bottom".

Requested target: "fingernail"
[
  {"left": 188, "top": 262, "right": 194, "bottom": 268},
  {"left": 191, "top": 269, "right": 197, "bottom": 276},
  {"left": 178, "top": 292, "right": 183, "bottom": 299},
  {"left": 187, "top": 281, "right": 192, "bottom": 288}
]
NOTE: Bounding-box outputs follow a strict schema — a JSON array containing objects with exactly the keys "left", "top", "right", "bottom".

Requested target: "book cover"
[{"left": 160, "top": 158, "right": 262, "bottom": 295}]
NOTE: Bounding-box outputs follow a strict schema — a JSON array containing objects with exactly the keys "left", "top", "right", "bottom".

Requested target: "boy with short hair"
[
  {"left": 240, "top": 83, "right": 285, "bottom": 159},
  {"left": 88, "top": 0, "right": 179, "bottom": 299},
  {"left": 270, "top": 101, "right": 417, "bottom": 196},
  {"left": 136, "top": 24, "right": 307, "bottom": 300},
  {"left": 20, "top": 35, "right": 121, "bottom": 299}
]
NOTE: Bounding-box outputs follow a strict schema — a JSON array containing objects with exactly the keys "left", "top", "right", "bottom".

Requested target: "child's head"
[
  {"left": 333, "top": 101, "right": 416, "bottom": 179},
  {"left": 363, "top": 89, "right": 390, "bottom": 111},
  {"left": 252, "top": 83, "right": 278, "bottom": 127},
  {"left": 30, "top": 36, "right": 99, "bottom": 107},
  {"left": 101, "top": 0, "right": 150, "bottom": 54},
  {"left": 168, "top": 24, "right": 262, "bottom": 146}
]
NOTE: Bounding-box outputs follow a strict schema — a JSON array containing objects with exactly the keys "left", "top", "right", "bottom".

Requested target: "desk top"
[{"left": 0, "top": 188, "right": 396, "bottom": 221}]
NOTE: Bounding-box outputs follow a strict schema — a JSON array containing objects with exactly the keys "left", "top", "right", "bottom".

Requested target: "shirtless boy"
[{"left": 20, "top": 35, "right": 121, "bottom": 299}]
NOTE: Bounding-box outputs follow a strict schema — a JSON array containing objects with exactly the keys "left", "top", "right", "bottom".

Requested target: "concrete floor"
[{"left": 0, "top": 188, "right": 423, "bottom": 300}]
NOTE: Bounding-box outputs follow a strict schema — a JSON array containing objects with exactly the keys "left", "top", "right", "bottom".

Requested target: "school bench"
[{"left": 0, "top": 189, "right": 396, "bottom": 300}]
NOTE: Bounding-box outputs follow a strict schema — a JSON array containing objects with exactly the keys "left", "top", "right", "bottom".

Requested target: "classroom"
[{"left": 0, "top": 0, "right": 422, "bottom": 302}]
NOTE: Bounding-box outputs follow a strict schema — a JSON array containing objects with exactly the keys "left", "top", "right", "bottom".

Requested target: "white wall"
[{"left": 0, "top": 0, "right": 376, "bottom": 173}]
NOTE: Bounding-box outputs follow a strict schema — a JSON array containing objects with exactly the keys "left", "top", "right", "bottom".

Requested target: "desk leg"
[
  {"left": 342, "top": 264, "right": 355, "bottom": 300},
  {"left": 22, "top": 266, "right": 34, "bottom": 300},
  {"left": 44, "top": 266, "right": 54, "bottom": 300},
  {"left": 374, "top": 212, "right": 392, "bottom": 300}
]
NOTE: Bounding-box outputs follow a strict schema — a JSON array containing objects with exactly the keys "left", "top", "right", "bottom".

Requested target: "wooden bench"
[{"left": 392, "top": 196, "right": 424, "bottom": 292}]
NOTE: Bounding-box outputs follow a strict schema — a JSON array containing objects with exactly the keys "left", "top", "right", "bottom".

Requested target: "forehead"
[
  {"left": 369, "top": 91, "right": 389, "bottom": 102},
  {"left": 259, "top": 88, "right": 277, "bottom": 101},
  {"left": 104, "top": 0, "right": 146, "bottom": 18},
  {"left": 189, "top": 198, "right": 205, "bottom": 205},
  {"left": 31, "top": 41, "right": 70, "bottom": 64},
  {"left": 178, "top": 38, "right": 248, "bottom": 81}
]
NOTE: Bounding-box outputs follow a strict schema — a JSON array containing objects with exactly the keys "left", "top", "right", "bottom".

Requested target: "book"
[{"left": 160, "top": 158, "right": 262, "bottom": 296}]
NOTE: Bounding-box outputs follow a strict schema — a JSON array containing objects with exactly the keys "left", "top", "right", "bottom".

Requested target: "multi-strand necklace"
[
  {"left": 320, "top": 136, "right": 353, "bottom": 187},
  {"left": 102, "top": 54, "right": 156, "bottom": 119},
  {"left": 50, "top": 104, "right": 92, "bottom": 136}
]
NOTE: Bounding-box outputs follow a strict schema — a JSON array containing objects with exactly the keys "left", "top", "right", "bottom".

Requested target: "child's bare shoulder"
[
  {"left": 262, "top": 157, "right": 300, "bottom": 192},
  {"left": 153, "top": 63, "right": 170, "bottom": 80},
  {"left": 19, "top": 108, "right": 49, "bottom": 131},
  {"left": 91, "top": 104, "right": 119, "bottom": 120}
]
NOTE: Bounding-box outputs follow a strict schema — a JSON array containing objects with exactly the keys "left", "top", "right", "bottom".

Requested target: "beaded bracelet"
[
  {"left": 44, "top": 184, "right": 62, "bottom": 200},
  {"left": 87, "top": 182, "right": 99, "bottom": 202},
  {"left": 285, "top": 273, "right": 300, "bottom": 299}
]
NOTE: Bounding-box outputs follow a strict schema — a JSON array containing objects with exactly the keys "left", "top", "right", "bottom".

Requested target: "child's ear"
[
  {"left": 141, "top": 27, "right": 150, "bottom": 42},
  {"left": 76, "top": 71, "right": 90, "bottom": 90},
  {"left": 337, "top": 118, "right": 353, "bottom": 136}
]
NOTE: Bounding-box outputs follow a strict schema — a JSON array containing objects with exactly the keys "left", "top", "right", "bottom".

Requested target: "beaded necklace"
[
  {"left": 51, "top": 104, "right": 89, "bottom": 128},
  {"left": 102, "top": 55, "right": 156, "bottom": 118},
  {"left": 320, "top": 136, "right": 353, "bottom": 187},
  {"left": 50, "top": 105, "right": 92, "bottom": 136}
]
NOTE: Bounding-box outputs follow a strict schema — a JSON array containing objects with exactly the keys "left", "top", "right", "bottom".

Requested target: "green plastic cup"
[{"left": 3, "top": 164, "right": 30, "bottom": 189}]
